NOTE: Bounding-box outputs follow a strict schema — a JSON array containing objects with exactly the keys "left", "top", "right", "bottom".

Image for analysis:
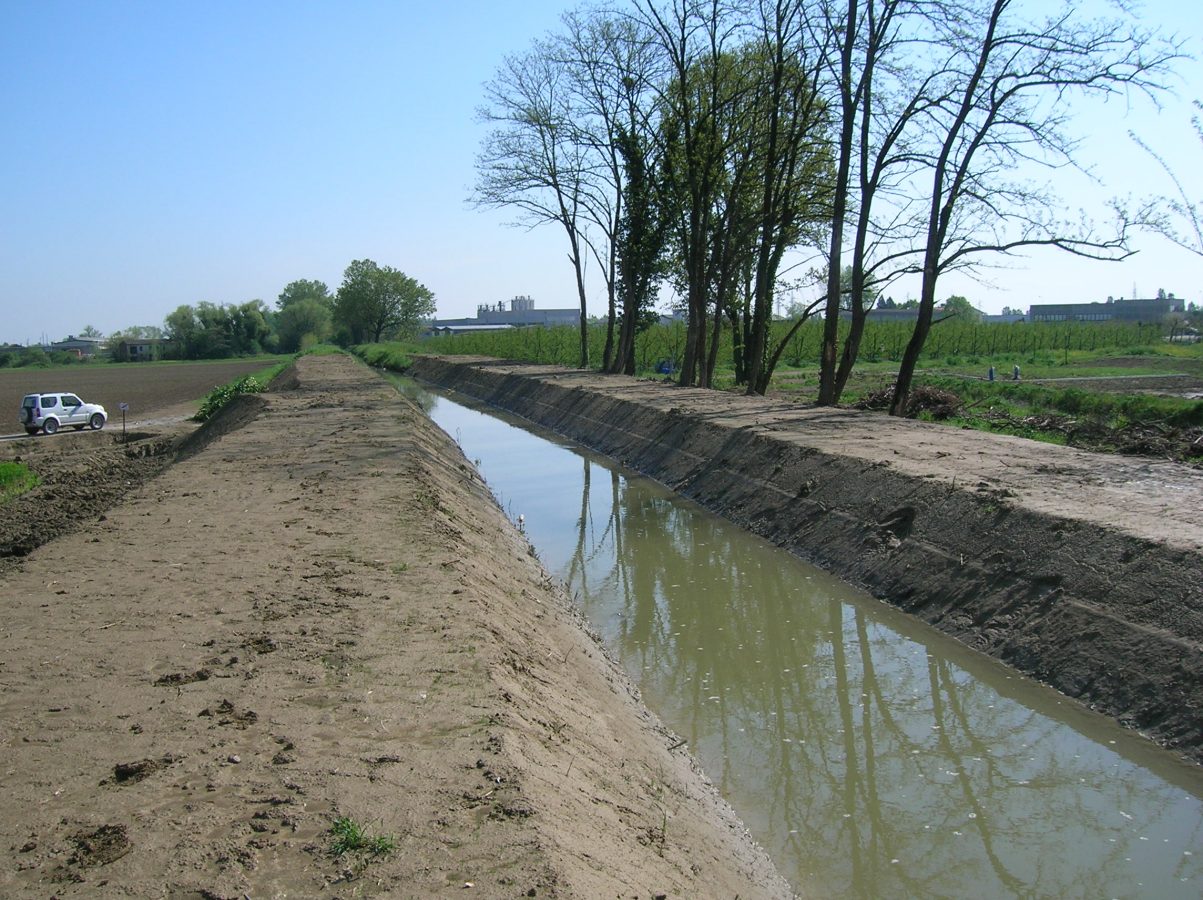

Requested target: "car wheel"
[
  {"left": 89, "top": 413, "right": 105, "bottom": 430},
  {"left": 42, "top": 418, "right": 59, "bottom": 435}
]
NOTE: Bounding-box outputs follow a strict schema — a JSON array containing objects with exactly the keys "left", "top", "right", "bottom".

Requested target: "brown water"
[{"left": 415, "top": 383, "right": 1203, "bottom": 898}]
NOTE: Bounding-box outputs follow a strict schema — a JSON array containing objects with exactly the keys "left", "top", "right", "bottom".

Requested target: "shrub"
[{"left": 193, "top": 375, "right": 264, "bottom": 422}]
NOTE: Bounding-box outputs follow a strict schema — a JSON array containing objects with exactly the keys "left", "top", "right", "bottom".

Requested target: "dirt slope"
[
  {"left": 408, "top": 355, "right": 1203, "bottom": 765},
  {"left": 0, "top": 354, "right": 792, "bottom": 898}
]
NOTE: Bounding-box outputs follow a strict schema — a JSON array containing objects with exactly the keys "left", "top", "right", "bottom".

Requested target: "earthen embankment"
[
  {"left": 410, "top": 355, "right": 1203, "bottom": 764},
  {"left": 0, "top": 354, "right": 792, "bottom": 898}
]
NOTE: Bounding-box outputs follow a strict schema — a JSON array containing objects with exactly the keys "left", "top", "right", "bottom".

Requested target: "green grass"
[
  {"left": 0, "top": 461, "right": 40, "bottom": 504},
  {"left": 328, "top": 817, "right": 397, "bottom": 857},
  {"left": 915, "top": 375, "right": 1203, "bottom": 427},
  {"left": 353, "top": 341, "right": 423, "bottom": 371},
  {"left": 300, "top": 343, "right": 345, "bottom": 356},
  {"left": 247, "top": 358, "right": 290, "bottom": 384}
]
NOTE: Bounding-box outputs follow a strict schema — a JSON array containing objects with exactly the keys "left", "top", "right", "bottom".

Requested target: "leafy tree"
[
  {"left": 79, "top": 325, "right": 103, "bottom": 339},
  {"left": 278, "top": 279, "right": 332, "bottom": 310},
  {"left": 624, "top": 2, "right": 832, "bottom": 391},
  {"left": 228, "top": 300, "right": 273, "bottom": 354},
  {"left": 117, "top": 324, "right": 164, "bottom": 339},
  {"left": 333, "top": 259, "right": 435, "bottom": 344},
  {"left": 165, "top": 305, "right": 203, "bottom": 358},
  {"left": 276, "top": 298, "right": 332, "bottom": 352},
  {"left": 940, "top": 295, "right": 980, "bottom": 322},
  {"left": 611, "top": 122, "right": 669, "bottom": 374},
  {"left": 164, "top": 301, "right": 273, "bottom": 359}
]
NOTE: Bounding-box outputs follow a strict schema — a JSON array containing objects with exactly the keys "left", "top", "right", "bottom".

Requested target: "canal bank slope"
[
  {"left": 409, "top": 355, "right": 1203, "bottom": 765},
  {"left": 0, "top": 354, "right": 792, "bottom": 899}
]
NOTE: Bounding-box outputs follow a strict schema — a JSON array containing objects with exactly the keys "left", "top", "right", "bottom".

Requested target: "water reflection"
[{"left": 416, "top": 386, "right": 1203, "bottom": 899}]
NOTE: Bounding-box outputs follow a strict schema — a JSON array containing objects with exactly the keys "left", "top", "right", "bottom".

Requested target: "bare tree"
[
  {"left": 1131, "top": 100, "right": 1203, "bottom": 258},
  {"left": 474, "top": 42, "right": 604, "bottom": 368},
  {"left": 889, "top": 0, "right": 1181, "bottom": 415},
  {"left": 812, "top": 0, "right": 943, "bottom": 406}
]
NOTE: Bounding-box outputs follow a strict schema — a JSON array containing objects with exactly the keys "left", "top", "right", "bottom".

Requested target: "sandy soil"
[
  {"left": 0, "top": 354, "right": 792, "bottom": 898},
  {"left": 409, "top": 356, "right": 1203, "bottom": 764}
]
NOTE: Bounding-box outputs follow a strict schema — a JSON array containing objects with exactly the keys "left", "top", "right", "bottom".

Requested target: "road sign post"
[{"left": 119, "top": 402, "right": 128, "bottom": 442}]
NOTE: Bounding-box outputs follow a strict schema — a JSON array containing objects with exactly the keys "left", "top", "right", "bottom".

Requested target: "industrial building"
[{"left": 428, "top": 296, "right": 580, "bottom": 335}]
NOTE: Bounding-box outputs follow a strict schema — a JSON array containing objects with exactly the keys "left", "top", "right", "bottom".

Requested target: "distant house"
[
  {"left": 49, "top": 335, "right": 105, "bottom": 357},
  {"left": 112, "top": 338, "right": 166, "bottom": 362},
  {"left": 427, "top": 296, "right": 580, "bottom": 334},
  {"left": 1028, "top": 297, "right": 1185, "bottom": 323}
]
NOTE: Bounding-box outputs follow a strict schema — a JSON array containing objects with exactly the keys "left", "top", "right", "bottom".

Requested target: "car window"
[
  {"left": 22, "top": 397, "right": 37, "bottom": 408},
  {"left": 62, "top": 395, "right": 81, "bottom": 406},
  {"left": 41, "top": 396, "right": 58, "bottom": 408}
]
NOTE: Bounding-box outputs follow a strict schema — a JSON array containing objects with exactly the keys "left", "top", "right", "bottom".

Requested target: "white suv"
[{"left": 19, "top": 392, "right": 107, "bottom": 435}]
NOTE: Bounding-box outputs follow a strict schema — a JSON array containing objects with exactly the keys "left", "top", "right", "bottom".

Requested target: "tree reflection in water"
[{"left": 424, "top": 391, "right": 1203, "bottom": 899}]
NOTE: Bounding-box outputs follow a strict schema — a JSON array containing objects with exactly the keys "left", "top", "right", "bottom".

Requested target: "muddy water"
[{"left": 410, "top": 383, "right": 1203, "bottom": 898}]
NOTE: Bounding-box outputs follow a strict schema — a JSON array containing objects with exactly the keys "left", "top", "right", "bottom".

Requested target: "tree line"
[
  {"left": 99, "top": 260, "right": 434, "bottom": 361},
  {"left": 474, "top": 0, "right": 1180, "bottom": 415}
]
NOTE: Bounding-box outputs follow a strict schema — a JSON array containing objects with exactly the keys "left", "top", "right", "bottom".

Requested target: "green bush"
[{"left": 193, "top": 375, "right": 265, "bottom": 422}]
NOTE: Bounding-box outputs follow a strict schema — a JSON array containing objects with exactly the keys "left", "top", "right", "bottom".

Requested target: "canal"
[{"left": 405, "top": 379, "right": 1203, "bottom": 898}]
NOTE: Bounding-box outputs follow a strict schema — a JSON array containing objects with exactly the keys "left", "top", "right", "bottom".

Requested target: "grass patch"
[
  {"left": 246, "top": 358, "right": 291, "bottom": 385},
  {"left": 353, "top": 342, "right": 422, "bottom": 372},
  {"left": 0, "top": 461, "right": 40, "bottom": 504},
  {"left": 301, "top": 343, "right": 345, "bottom": 356},
  {"left": 329, "top": 816, "right": 397, "bottom": 857},
  {"left": 918, "top": 375, "right": 1203, "bottom": 429}
]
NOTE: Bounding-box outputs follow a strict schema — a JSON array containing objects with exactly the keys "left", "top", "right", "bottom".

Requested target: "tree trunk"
[
  {"left": 602, "top": 289, "right": 617, "bottom": 372},
  {"left": 817, "top": 0, "right": 859, "bottom": 406},
  {"left": 569, "top": 234, "right": 590, "bottom": 369}
]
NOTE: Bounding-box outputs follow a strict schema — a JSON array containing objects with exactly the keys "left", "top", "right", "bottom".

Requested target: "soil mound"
[
  {"left": 0, "top": 353, "right": 792, "bottom": 898},
  {"left": 0, "top": 431, "right": 181, "bottom": 565},
  {"left": 175, "top": 391, "right": 267, "bottom": 461}
]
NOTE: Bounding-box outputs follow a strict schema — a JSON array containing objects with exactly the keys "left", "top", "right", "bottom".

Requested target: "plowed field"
[{"left": 0, "top": 358, "right": 285, "bottom": 428}]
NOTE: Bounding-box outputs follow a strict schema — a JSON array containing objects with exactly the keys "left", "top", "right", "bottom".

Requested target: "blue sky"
[{"left": 1, "top": 0, "right": 1201, "bottom": 344}]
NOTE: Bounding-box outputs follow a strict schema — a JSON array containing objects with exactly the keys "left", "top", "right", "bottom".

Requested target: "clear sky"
[{"left": 1, "top": 0, "right": 1201, "bottom": 345}]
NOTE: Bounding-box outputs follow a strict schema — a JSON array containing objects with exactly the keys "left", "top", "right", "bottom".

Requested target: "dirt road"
[{"left": 0, "top": 354, "right": 791, "bottom": 898}]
